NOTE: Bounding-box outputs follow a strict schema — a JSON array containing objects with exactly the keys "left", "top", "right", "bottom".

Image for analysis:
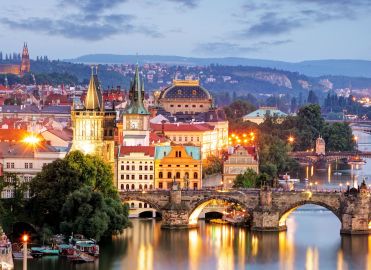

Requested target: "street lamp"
[
  {"left": 339, "top": 183, "right": 343, "bottom": 192},
  {"left": 288, "top": 136, "right": 294, "bottom": 144},
  {"left": 309, "top": 182, "right": 313, "bottom": 191},
  {"left": 22, "top": 234, "right": 29, "bottom": 270}
]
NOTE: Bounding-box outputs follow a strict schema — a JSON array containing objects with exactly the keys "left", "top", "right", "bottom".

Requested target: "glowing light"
[
  {"left": 243, "top": 134, "right": 247, "bottom": 137},
  {"left": 354, "top": 136, "right": 358, "bottom": 141},
  {"left": 288, "top": 136, "right": 294, "bottom": 143},
  {"left": 231, "top": 134, "right": 235, "bottom": 138},
  {"left": 22, "top": 135, "right": 40, "bottom": 145},
  {"left": 81, "top": 142, "right": 94, "bottom": 154},
  {"left": 250, "top": 132, "right": 254, "bottom": 137},
  {"left": 22, "top": 234, "right": 29, "bottom": 242}
]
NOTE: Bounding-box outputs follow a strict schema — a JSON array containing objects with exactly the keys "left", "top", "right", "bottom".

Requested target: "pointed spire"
[{"left": 85, "top": 65, "right": 103, "bottom": 111}]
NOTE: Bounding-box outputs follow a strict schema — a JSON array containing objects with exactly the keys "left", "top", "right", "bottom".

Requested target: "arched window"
[
  {"left": 150, "top": 184, "right": 153, "bottom": 189},
  {"left": 176, "top": 172, "right": 181, "bottom": 179},
  {"left": 130, "top": 202, "right": 134, "bottom": 208},
  {"left": 144, "top": 184, "right": 148, "bottom": 190},
  {"left": 159, "top": 172, "right": 163, "bottom": 178},
  {"left": 185, "top": 172, "right": 189, "bottom": 179},
  {"left": 120, "top": 184, "right": 124, "bottom": 190},
  {"left": 139, "top": 184, "right": 143, "bottom": 190},
  {"left": 131, "top": 184, "right": 135, "bottom": 190},
  {"left": 139, "top": 203, "right": 142, "bottom": 208},
  {"left": 167, "top": 172, "right": 172, "bottom": 179},
  {"left": 144, "top": 203, "right": 147, "bottom": 208},
  {"left": 126, "top": 184, "right": 129, "bottom": 190},
  {"left": 194, "top": 172, "right": 198, "bottom": 179}
]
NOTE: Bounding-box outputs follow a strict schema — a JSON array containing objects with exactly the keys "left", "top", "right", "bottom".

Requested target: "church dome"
[{"left": 160, "top": 80, "right": 212, "bottom": 100}]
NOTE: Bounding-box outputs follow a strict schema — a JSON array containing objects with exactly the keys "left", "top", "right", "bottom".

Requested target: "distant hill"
[{"left": 66, "top": 54, "right": 371, "bottom": 78}]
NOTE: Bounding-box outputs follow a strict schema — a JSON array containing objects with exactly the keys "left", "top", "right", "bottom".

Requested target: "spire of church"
[
  {"left": 85, "top": 65, "right": 103, "bottom": 111},
  {"left": 125, "top": 64, "right": 149, "bottom": 115}
]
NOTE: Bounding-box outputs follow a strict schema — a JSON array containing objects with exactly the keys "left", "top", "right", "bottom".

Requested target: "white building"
[{"left": 0, "top": 141, "right": 67, "bottom": 198}]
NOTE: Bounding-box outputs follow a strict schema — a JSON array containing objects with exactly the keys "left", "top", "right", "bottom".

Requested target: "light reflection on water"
[{"left": 17, "top": 208, "right": 371, "bottom": 270}]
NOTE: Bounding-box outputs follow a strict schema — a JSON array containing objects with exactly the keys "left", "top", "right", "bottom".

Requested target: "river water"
[{"left": 15, "top": 126, "right": 371, "bottom": 270}]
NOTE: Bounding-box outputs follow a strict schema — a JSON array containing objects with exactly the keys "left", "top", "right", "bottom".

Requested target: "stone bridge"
[
  {"left": 289, "top": 151, "right": 371, "bottom": 164},
  {"left": 120, "top": 187, "right": 371, "bottom": 235}
]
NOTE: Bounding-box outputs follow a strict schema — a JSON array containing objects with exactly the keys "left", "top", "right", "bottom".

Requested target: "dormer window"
[{"left": 177, "top": 90, "right": 182, "bottom": 95}]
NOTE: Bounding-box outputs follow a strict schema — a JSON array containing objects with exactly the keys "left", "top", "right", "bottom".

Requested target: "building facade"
[
  {"left": 154, "top": 145, "right": 202, "bottom": 190},
  {"left": 158, "top": 80, "right": 213, "bottom": 115},
  {"left": 70, "top": 68, "right": 115, "bottom": 164},
  {"left": 121, "top": 65, "right": 150, "bottom": 146},
  {"left": 316, "top": 136, "right": 325, "bottom": 155},
  {"left": 0, "top": 43, "right": 30, "bottom": 76},
  {"left": 242, "top": 107, "right": 287, "bottom": 124},
  {"left": 117, "top": 146, "right": 155, "bottom": 191},
  {"left": 223, "top": 146, "right": 259, "bottom": 189}
]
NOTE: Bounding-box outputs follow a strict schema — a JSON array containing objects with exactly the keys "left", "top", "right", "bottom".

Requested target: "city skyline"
[{"left": 1, "top": 0, "right": 370, "bottom": 61}]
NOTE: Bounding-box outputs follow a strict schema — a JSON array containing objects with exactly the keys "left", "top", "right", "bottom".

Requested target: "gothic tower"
[
  {"left": 122, "top": 64, "right": 150, "bottom": 146},
  {"left": 20, "top": 43, "right": 30, "bottom": 75},
  {"left": 71, "top": 66, "right": 115, "bottom": 165}
]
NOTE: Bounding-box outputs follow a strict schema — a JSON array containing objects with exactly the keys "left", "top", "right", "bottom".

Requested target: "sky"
[{"left": 0, "top": 0, "right": 371, "bottom": 62}]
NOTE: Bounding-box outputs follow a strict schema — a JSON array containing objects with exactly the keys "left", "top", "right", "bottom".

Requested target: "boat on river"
[
  {"left": 30, "top": 247, "right": 59, "bottom": 257},
  {"left": 69, "top": 235, "right": 99, "bottom": 257},
  {"left": 347, "top": 156, "right": 366, "bottom": 165},
  {"left": 0, "top": 233, "right": 14, "bottom": 270}
]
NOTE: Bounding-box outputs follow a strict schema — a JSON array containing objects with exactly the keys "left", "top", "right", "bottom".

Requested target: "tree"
[
  {"left": 224, "top": 100, "right": 256, "bottom": 120},
  {"left": 28, "top": 151, "right": 129, "bottom": 236},
  {"left": 307, "top": 90, "right": 319, "bottom": 104},
  {"left": 203, "top": 155, "right": 223, "bottom": 177},
  {"left": 322, "top": 122, "right": 355, "bottom": 151},
  {"left": 233, "top": 169, "right": 258, "bottom": 188}
]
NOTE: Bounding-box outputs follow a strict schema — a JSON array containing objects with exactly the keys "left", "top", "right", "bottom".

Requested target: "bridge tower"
[{"left": 315, "top": 136, "right": 325, "bottom": 155}]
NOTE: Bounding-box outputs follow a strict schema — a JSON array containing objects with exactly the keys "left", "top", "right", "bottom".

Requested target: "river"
[{"left": 14, "top": 126, "right": 371, "bottom": 270}]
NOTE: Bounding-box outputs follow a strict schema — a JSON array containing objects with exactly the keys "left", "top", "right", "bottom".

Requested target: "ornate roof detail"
[
  {"left": 125, "top": 64, "right": 149, "bottom": 115},
  {"left": 84, "top": 66, "right": 103, "bottom": 111},
  {"left": 159, "top": 80, "right": 212, "bottom": 100}
]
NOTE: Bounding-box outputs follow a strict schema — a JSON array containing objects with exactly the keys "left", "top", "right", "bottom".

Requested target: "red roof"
[
  {"left": 150, "top": 122, "right": 214, "bottom": 132},
  {"left": 150, "top": 131, "right": 168, "bottom": 143},
  {"left": 119, "top": 146, "right": 155, "bottom": 157},
  {"left": 0, "top": 129, "right": 43, "bottom": 142}
]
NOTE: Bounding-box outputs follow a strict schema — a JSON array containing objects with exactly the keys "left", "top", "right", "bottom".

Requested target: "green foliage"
[
  {"left": 224, "top": 100, "right": 256, "bottom": 120},
  {"left": 322, "top": 122, "right": 355, "bottom": 151},
  {"left": 233, "top": 169, "right": 259, "bottom": 188},
  {"left": 28, "top": 151, "right": 129, "bottom": 239},
  {"left": 203, "top": 155, "right": 223, "bottom": 177}
]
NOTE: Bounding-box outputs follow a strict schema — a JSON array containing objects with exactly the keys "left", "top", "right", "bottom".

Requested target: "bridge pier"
[
  {"left": 160, "top": 187, "right": 196, "bottom": 229},
  {"left": 251, "top": 188, "right": 286, "bottom": 232},
  {"left": 340, "top": 187, "right": 371, "bottom": 235}
]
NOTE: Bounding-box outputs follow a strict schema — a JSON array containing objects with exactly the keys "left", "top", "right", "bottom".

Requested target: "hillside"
[{"left": 66, "top": 54, "right": 371, "bottom": 78}]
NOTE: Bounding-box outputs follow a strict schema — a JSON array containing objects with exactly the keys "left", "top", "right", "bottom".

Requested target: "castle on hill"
[{"left": 0, "top": 43, "right": 30, "bottom": 76}]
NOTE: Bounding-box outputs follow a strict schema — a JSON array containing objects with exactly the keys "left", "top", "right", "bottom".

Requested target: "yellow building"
[
  {"left": 150, "top": 122, "right": 228, "bottom": 158},
  {"left": 223, "top": 146, "right": 259, "bottom": 189},
  {"left": 158, "top": 80, "right": 213, "bottom": 115},
  {"left": 71, "top": 67, "right": 115, "bottom": 165},
  {"left": 154, "top": 145, "right": 202, "bottom": 190}
]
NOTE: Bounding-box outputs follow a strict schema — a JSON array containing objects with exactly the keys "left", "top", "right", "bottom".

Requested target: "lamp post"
[
  {"left": 288, "top": 136, "right": 294, "bottom": 144},
  {"left": 22, "top": 234, "right": 29, "bottom": 270},
  {"left": 339, "top": 183, "right": 343, "bottom": 192},
  {"left": 315, "top": 181, "right": 318, "bottom": 191}
]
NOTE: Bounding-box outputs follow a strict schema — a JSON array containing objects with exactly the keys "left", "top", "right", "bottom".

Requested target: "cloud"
[
  {"left": 167, "top": 0, "right": 200, "bottom": 8},
  {"left": 1, "top": 14, "right": 163, "bottom": 41},
  {"left": 61, "top": 0, "right": 128, "bottom": 13},
  {"left": 193, "top": 39, "right": 291, "bottom": 56}
]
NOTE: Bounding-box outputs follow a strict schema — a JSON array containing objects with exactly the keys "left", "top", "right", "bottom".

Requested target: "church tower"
[
  {"left": 20, "top": 43, "right": 30, "bottom": 75},
  {"left": 122, "top": 64, "right": 150, "bottom": 146},
  {"left": 71, "top": 66, "right": 115, "bottom": 164}
]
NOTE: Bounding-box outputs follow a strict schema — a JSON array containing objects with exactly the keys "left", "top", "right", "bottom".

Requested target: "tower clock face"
[{"left": 130, "top": 120, "right": 139, "bottom": 129}]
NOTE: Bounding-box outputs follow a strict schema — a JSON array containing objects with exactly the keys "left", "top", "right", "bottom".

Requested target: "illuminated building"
[
  {"left": 120, "top": 65, "right": 150, "bottom": 146},
  {"left": 150, "top": 122, "right": 227, "bottom": 158},
  {"left": 117, "top": 146, "right": 155, "bottom": 191},
  {"left": 0, "top": 43, "right": 30, "bottom": 76},
  {"left": 242, "top": 107, "right": 287, "bottom": 124},
  {"left": 315, "top": 136, "right": 325, "bottom": 155},
  {"left": 158, "top": 80, "right": 213, "bottom": 115},
  {"left": 70, "top": 67, "right": 115, "bottom": 164},
  {"left": 154, "top": 145, "right": 202, "bottom": 189},
  {"left": 223, "top": 146, "right": 259, "bottom": 189}
]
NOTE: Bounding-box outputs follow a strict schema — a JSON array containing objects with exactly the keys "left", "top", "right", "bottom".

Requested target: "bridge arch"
[
  {"left": 121, "top": 196, "right": 163, "bottom": 214},
  {"left": 278, "top": 200, "right": 341, "bottom": 227},
  {"left": 188, "top": 197, "right": 252, "bottom": 226}
]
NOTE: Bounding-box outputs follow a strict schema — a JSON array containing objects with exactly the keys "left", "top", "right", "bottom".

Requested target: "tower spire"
[{"left": 85, "top": 65, "right": 103, "bottom": 111}]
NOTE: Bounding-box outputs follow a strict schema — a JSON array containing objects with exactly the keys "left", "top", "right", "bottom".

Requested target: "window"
[
  {"left": 131, "top": 184, "right": 135, "bottom": 190},
  {"left": 132, "top": 165, "right": 135, "bottom": 170},
  {"left": 11, "top": 163, "right": 14, "bottom": 169},
  {"left": 200, "top": 105, "right": 204, "bottom": 108},
  {"left": 185, "top": 137, "right": 188, "bottom": 142},
  {"left": 144, "top": 175, "right": 148, "bottom": 180},
  {"left": 25, "top": 163, "right": 29, "bottom": 169},
  {"left": 176, "top": 172, "right": 181, "bottom": 179},
  {"left": 150, "top": 184, "right": 153, "bottom": 189},
  {"left": 192, "top": 105, "right": 196, "bottom": 108},
  {"left": 120, "top": 184, "right": 124, "bottom": 190},
  {"left": 150, "top": 166, "right": 153, "bottom": 170},
  {"left": 185, "top": 165, "right": 189, "bottom": 167},
  {"left": 131, "top": 175, "right": 135, "bottom": 180},
  {"left": 150, "top": 175, "right": 153, "bottom": 180},
  {"left": 185, "top": 172, "right": 189, "bottom": 179},
  {"left": 121, "top": 175, "right": 125, "bottom": 179},
  {"left": 192, "top": 90, "right": 197, "bottom": 95},
  {"left": 144, "top": 184, "right": 148, "bottom": 190},
  {"left": 139, "top": 166, "right": 143, "bottom": 170},
  {"left": 168, "top": 164, "right": 171, "bottom": 167},
  {"left": 139, "top": 175, "right": 143, "bottom": 180},
  {"left": 167, "top": 172, "right": 172, "bottom": 178},
  {"left": 6, "top": 163, "right": 10, "bottom": 169},
  {"left": 197, "top": 137, "right": 200, "bottom": 142},
  {"left": 177, "top": 90, "right": 182, "bottom": 95},
  {"left": 194, "top": 165, "right": 198, "bottom": 167},
  {"left": 139, "top": 184, "right": 143, "bottom": 190},
  {"left": 159, "top": 182, "right": 163, "bottom": 189},
  {"left": 159, "top": 172, "right": 163, "bottom": 178},
  {"left": 179, "top": 137, "right": 182, "bottom": 141},
  {"left": 144, "top": 203, "right": 148, "bottom": 208},
  {"left": 139, "top": 203, "right": 142, "bottom": 208},
  {"left": 185, "top": 105, "right": 189, "bottom": 107},
  {"left": 130, "top": 202, "right": 134, "bottom": 208},
  {"left": 194, "top": 172, "right": 198, "bottom": 179},
  {"left": 145, "top": 166, "right": 148, "bottom": 170},
  {"left": 29, "top": 163, "right": 33, "bottom": 169},
  {"left": 177, "top": 105, "right": 181, "bottom": 107},
  {"left": 175, "top": 151, "right": 182, "bottom": 158},
  {"left": 170, "top": 105, "right": 174, "bottom": 107},
  {"left": 173, "top": 136, "right": 176, "bottom": 141},
  {"left": 191, "top": 137, "right": 193, "bottom": 141},
  {"left": 176, "top": 165, "right": 180, "bottom": 167},
  {"left": 121, "top": 165, "right": 125, "bottom": 170},
  {"left": 126, "top": 165, "right": 130, "bottom": 170},
  {"left": 126, "top": 184, "right": 129, "bottom": 190},
  {"left": 193, "top": 183, "right": 198, "bottom": 189},
  {"left": 126, "top": 175, "right": 129, "bottom": 180},
  {"left": 167, "top": 183, "right": 172, "bottom": 189}
]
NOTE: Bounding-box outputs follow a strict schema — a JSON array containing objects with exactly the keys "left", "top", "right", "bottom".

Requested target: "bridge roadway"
[
  {"left": 289, "top": 151, "right": 371, "bottom": 163},
  {"left": 120, "top": 187, "right": 371, "bottom": 235}
]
